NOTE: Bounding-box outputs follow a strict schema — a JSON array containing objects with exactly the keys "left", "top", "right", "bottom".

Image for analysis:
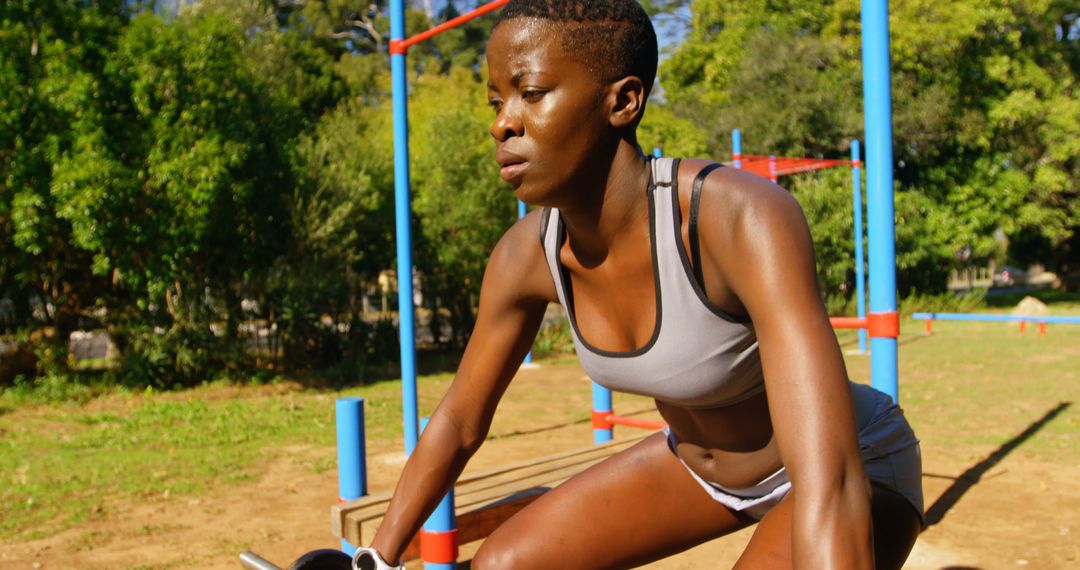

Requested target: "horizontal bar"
[
  {"left": 402, "top": 0, "right": 509, "bottom": 49},
  {"left": 606, "top": 415, "right": 666, "bottom": 430},
  {"left": 830, "top": 316, "right": 868, "bottom": 329},
  {"left": 912, "top": 312, "right": 1080, "bottom": 324}
]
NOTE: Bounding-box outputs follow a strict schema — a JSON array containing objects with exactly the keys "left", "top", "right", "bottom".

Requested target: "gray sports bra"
[{"left": 541, "top": 157, "right": 765, "bottom": 409}]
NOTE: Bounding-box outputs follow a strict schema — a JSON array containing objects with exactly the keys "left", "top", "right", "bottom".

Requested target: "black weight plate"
[{"left": 286, "top": 549, "right": 353, "bottom": 570}]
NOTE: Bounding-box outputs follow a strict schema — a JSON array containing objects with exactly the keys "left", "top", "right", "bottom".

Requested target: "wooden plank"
[{"left": 332, "top": 433, "right": 653, "bottom": 553}]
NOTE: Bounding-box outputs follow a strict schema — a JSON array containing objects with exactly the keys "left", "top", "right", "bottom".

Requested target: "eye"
[
  {"left": 488, "top": 98, "right": 503, "bottom": 113},
  {"left": 521, "top": 89, "right": 547, "bottom": 102}
]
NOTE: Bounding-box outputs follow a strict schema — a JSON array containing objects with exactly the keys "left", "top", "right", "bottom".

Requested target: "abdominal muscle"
[{"left": 656, "top": 390, "right": 784, "bottom": 489}]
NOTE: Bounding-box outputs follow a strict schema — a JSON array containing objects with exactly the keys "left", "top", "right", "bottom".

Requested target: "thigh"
[
  {"left": 472, "top": 432, "right": 754, "bottom": 570},
  {"left": 733, "top": 484, "right": 922, "bottom": 570}
]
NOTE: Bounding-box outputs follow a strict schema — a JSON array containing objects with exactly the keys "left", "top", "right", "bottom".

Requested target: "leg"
[
  {"left": 472, "top": 432, "right": 754, "bottom": 569},
  {"left": 733, "top": 484, "right": 922, "bottom": 570}
]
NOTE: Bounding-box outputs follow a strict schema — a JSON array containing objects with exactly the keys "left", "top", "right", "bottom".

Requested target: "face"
[{"left": 485, "top": 18, "right": 613, "bottom": 205}]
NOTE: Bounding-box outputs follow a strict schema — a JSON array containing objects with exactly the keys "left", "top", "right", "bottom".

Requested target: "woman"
[{"left": 361, "top": 1, "right": 923, "bottom": 568}]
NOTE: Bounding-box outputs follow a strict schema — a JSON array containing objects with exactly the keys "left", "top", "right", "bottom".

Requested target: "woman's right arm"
[{"left": 369, "top": 211, "right": 554, "bottom": 564}]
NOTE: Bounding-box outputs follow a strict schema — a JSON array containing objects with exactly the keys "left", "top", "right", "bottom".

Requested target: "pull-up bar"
[
  {"left": 390, "top": 0, "right": 510, "bottom": 54},
  {"left": 738, "top": 155, "right": 861, "bottom": 182}
]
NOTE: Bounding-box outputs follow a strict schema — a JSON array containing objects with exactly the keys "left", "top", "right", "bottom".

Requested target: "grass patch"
[
  {"left": 0, "top": 376, "right": 426, "bottom": 541},
  {"left": 842, "top": 317, "right": 1080, "bottom": 467}
]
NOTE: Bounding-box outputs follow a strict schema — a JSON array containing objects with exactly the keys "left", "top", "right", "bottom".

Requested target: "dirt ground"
[{"left": 2, "top": 360, "right": 1078, "bottom": 569}]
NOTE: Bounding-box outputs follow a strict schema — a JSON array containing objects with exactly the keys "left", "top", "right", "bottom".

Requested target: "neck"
[{"left": 558, "top": 141, "right": 652, "bottom": 267}]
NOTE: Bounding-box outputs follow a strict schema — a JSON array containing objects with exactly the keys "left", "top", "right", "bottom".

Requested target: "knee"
[{"left": 472, "top": 532, "right": 537, "bottom": 570}]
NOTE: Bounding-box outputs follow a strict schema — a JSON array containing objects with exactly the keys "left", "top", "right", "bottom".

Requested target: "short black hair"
[{"left": 495, "top": 0, "right": 658, "bottom": 97}]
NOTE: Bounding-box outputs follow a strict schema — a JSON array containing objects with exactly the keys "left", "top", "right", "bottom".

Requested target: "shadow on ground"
[{"left": 922, "top": 401, "right": 1071, "bottom": 527}]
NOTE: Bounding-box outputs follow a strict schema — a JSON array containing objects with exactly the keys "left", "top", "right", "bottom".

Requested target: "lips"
[{"left": 495, "top": 149, "right": 528, "bottom": 182}]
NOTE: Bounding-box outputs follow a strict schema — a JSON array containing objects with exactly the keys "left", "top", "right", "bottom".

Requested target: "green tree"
[
  {"left": 661, "top": 0, "right": 1079, "bottom": 295},
  {"left": 409, "top": 67, "right": 516, "bottom": 347},
  {"left": 0, "top": 1, "right": 132, "bottom": 377}
]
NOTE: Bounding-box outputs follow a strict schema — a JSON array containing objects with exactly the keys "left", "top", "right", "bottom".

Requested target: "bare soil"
[{"left": 1, "top": 360, "right": 1077, "bottom": 569}]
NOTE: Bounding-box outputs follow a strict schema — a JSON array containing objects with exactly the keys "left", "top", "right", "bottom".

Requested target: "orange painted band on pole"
[
  {"left": 607, "top": 415, "right": 667, "bottom": 430},
  {"left": 400, "top": 0, "right": 510, "bottom": 51},
  {"left": 868, "top": 311, "right": 900, "bottom": 338},
  {"left": 591, "top": 410, "right": 614, "bottom": 430},
  {"left": 419, "top": 529, "right": 459, "bottom": 564},
  {"left": 829, "top": 316, "right": 868, "bottom": 329}
]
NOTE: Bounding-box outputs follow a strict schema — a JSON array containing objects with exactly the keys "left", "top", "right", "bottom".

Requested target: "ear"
[{"left": 606, "top": 76, "right": 646, "bottom": 129}]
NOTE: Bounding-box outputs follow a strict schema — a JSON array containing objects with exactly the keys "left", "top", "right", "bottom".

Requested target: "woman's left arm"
[{"left": 704, "top": 168, "right": 873, "bottom": 568}]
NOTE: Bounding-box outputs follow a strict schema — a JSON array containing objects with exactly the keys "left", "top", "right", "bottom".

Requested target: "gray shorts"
[{"left": 667, "top": 382, "right": 924, "bottom": 521}]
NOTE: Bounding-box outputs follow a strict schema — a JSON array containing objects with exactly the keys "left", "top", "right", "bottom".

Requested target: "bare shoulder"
[
  {"left": 483, "top": 207, "right": 559, "bottom": 306},
  {"left": 673, "top": 158, "right": 818, "bottom": 316},
  {"left": 675, "top": 158, "right": 808, "bottom": 246}
]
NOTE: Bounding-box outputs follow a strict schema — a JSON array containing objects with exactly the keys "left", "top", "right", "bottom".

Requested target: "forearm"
[
  {"left": 792, "top": 464, "right": 874, "bottom": 569},
  {"left": 370, "top": 412, "right": 484, "bottom": 564}
]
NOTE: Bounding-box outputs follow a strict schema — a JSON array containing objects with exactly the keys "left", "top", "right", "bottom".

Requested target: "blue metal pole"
[
  {"left": 653, "top": 147, "right": 662, "bottom": 158},
  {"left": 732, "top": 129, "right": 742, "bottom": 169},
  {"left": 336, "top": 398, "right": 367, "bottom": 555},
  {"left": 852, "top": 140, "right": 867, "bottom": 354},
  {"left": 518, "top": 199, "right": 534, "bottom": 366},
  {"left": 390, "top": 0, "right": 419, "bottom": 454},
  {"left": 912, "top": 312, "right": 1080, "bottom": 324},
  {"left": 861, "top": 0, "right": 899, "bottom": 403},
  {"left": 420, "top": 418, "right": 457, "bottom": 569},
  {"left": 592, "top": 382, "right": 613, "bottom": 444}
]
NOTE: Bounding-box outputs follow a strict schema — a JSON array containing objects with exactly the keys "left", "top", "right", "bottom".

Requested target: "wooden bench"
[{"left": 330, "top": 433, "right": 650, "bottom": 562}]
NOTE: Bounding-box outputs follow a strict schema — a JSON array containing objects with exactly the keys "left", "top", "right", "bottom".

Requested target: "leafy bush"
[
  {"left": 533, "top": 316, "right": 575, "bottom": 359},
  {"left": 899, "top": 290, "right": 987, "bottom": 315},
  {"left": 117, "top": 324, "right": 228, "bottom": 390},
  {"left": 1, "top": 373, "right": 97, "bottom": 405}
]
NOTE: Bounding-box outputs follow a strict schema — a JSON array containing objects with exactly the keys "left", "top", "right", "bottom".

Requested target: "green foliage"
[
  {"left": 661, "top": 0, "right": 1079, "bottom": 301},
  {"left": 1, "top": 0, "right": 1076, "bottom": 392},
  {"left": 789, "top": 169, "right": 858, "bottom": 297},
  {"left": 4, "top": 372, "right": 97, "bottom": 406},
  {"left": 0, "top": 1, "right": 381, "bottom": 388},
  {"left": 532, "top": 316, "right": 575, "bottom": 358},
  {"left": 898, "top": 289, "right": 988, "bottom": 315},
  {"left": 638, "top": 104, "right": 710, "bottom": 158},
  {"left": 410, "top": 67, "right": 516, "bottom": 346},
  {"left": 117, "top": 323, "right": 228, "bottom": 389}
]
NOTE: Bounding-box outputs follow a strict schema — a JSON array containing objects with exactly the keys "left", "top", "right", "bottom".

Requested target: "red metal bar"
[
  {"left": 925, "top": 318, "right": 933, "bottom": 335},
  {"left": 591, "top": 410, "right": 614, "bottom": 430},
  {"left": 736, "top": 155, "right": 858, "bottom": 180},
  {"left": 606, "top": 415, "right": 666, "bottom": 431},
  {"left": 1019, "top": 320, "right": 1026, "bottom": 334},
  {"left": 1039, "top": 322, "right": 1047, "bottom": 336},
  {"left": 400, "top": 0, "right": 509, "bottom": 51},
  {"left": 419, "top": 529, "right": 459, "bottom": 564},
  {"left": 868, "top": 311, "right": 900, "bottom": 338},
  {"left": 830, "top": 316, "right": 868, "bottom": 329}
]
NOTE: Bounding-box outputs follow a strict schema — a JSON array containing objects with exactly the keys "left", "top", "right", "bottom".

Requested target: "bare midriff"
[{"left": 656, "top": 390, "right": 783, "bottom": 489}]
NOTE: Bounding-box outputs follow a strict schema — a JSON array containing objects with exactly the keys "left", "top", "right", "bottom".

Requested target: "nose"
[{"left": 489, "top": 103, "right": 522, "bottom": 142}]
